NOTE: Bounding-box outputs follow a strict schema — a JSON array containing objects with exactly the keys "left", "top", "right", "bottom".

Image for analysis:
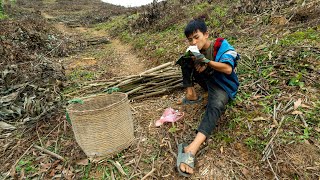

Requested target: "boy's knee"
[{"left": 208, "top": 98, "right": 226, "bottom": 111}]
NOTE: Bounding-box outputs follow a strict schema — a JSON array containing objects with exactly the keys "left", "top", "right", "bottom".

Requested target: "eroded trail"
[
  {"left": 50, "top": 19, "right": 146, "bottom": 78},
  {"left": 110, "top": 39, "right": 146, "bottom": 76}
]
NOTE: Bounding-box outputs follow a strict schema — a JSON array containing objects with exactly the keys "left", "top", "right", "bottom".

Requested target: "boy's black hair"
[{"left": 184, "top": 18, "right": 207, "bottom": 37}]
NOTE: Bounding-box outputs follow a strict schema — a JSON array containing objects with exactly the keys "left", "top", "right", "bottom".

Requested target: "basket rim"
[{"left": 66, "top": 92, "right": 128, "bottom": 113}]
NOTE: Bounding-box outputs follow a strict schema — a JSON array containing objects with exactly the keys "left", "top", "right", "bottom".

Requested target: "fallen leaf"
[
  {"left": 235, "top": 143, "right": 242, "bottom": 150},
  {"left": 266, "top": 71, "right": 276, "bottom": 77},
  {"left": 0, "top": 121, "right": 16, "bottom": 131},
  {"left": 253, "top": 117, "right": 267, "bottom": 121},
  {"left": 220, "top": 146, "right": 224, "bottom": 154},
  {"left": 32, "top": 150, "right": 37, "bottom": 156},
  {"left": 62, "top": 168, "right": 74, "bottom": 180},
  {"left": 304, "top": 140, "right": 311, "bottom": 145},
  {"left": 197, "top": 159, "right": 205, "bottom": 167},
  {"left": 294, "top": 98, "right": 302, "bottom": 110},
  {"left": 52, "top": 160, "right": 61, "bottom": 167},
  {"left": 268, "top": 51, "right": 272, "bottom": 60},
  {"left": 252, "top": 95, "right": 263, "bottom": 99},
  {"left": 56, "top": 165, "right": 63, "bottom": 170},
  {"left": 314, "top": 127, "right": 320, "bottom": 133},
  {"left": 291, "top": 111, "right": 303, "bottom": 115},
  {"left": 9, "top": 167, "right": 16, "bottom": 177},
  {"left": 76, "top": 158, "right": 89, "bottom": 166},
  {"left": 271, "top": 15, "right": 287, "bottom": 25},
  {"left": 45, "top": 140, "right": 53, "bottom": 148},
  {"left": 40, "top": 163, "right": 51, "bottom": 170},
  {"left": 301, "top": 104, "right": 312, "bottom": 109},
  {"left": 20, "top": 168, "right": 25, "bottom": 179},
  {"left": 255, "top": 43, "right": 267, "bottom": 50},
  {"left": 49, "top": 169, "right": 56, "bottom": 177},
  {"left": 53, "top": 174, "right": 62, "bottom": 178},
  {"left": 161, "top": 95, "right": 168, "bottom": 99},
  {"left": 82, "top": 57, "right": 95, "bottom": 60},
  {"left": 0, "top": 92, "right": 19, "bottom": 103},
  {"left": 241, "top": 168, "right": 250, "bottom": 178}
]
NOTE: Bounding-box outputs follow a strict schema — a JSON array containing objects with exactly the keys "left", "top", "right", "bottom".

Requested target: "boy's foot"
[
  {"left": 177, "top": 144, "right": 196, "bottom": 177},
  {"left": 176, "top": 96, "right": 202, "bottom": 105}
]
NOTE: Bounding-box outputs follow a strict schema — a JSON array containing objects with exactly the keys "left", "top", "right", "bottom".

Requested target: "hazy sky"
[{"left": 101, "top": 0, "right": 164, "bottom": 7}]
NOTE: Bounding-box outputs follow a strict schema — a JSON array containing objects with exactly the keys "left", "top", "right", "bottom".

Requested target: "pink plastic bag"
[{"left": 155, "top": 107, "right": 184, "bottom": 127}]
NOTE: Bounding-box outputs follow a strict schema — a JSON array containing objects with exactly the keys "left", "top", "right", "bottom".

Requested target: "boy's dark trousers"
[{"left": 181, "top": 63, "right": 229, "bottom": 137}]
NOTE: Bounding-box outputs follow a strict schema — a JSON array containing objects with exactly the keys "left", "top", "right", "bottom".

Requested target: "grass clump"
[{"left": 280, "top": 28, "right": 319, "bottom": 46}]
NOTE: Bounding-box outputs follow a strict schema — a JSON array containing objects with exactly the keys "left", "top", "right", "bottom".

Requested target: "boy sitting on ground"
[{"left": 176, "top": 18, "right": 239, "bottom": 177}]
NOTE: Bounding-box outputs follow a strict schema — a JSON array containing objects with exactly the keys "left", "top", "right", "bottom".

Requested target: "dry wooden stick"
[
  {"left": 138, "top": 80, "right": 176, "bottom": 93},
  {"left": 145, "top": 78, "right": 177, "bottom": 87},
  {"left": 281, "top": 98, "right": 293, "bottom": 112},
  {"left": 168, "top": 83, "right": 183, "bottom": 90},
  {"left": 167, "top": 140, "right": 177, "bottom": 158},
  {"left": 140, "top": 81, "right": 181, "bottom": 94},
  {"left": 152, "top": 67, "right": 177, "bottom": 74},
  {"left": 124, "top": 159, "right": 135, "bottom": 166},
  {"left": 115, "top": 77, "right": 144, "bottom": 88},
  {"left": 33, "top": 145, "right": 65, "bottom": 161},
  {"left": 110, "top": 168, "right": 115, "bottom": 180},
  {"left": 130, "top": 152, "right": 143, "bottom": 178},
  {"left": 140, "top": 62, "right": 173, "bottom": 75},
  {"left": 128, "top": 172, "right": 142, "bottom": 180},
  {"left": 230, "top": 158, "right": 250, "bottom": 169},
  {"left": 273, "top": 104, "right": 279, "bottom": 126},
  {"left": 126, "top": 86, "right": 146, "bottom": 95},
  {"left": 167, "top": 79, "right": 182, "bottom": 87},
  {"left": 299, "top": 114, "right": 308, "bottom": 127},
  {"left": 131, "top": 89, "right": 168, "bottom": 100},
  {"left": 267, "top": 158, "right": 279, "bottom": 180},
  {"left": 262, "top": 116, "right": 286, "bottom": 160},
  {"left": 109, "top": 160, "right": 127, "bottom": 176},
  {"left": 67, "top": 63, "right": 182, "bottom": 99},
  {"left": 141, "top": 168, "right": 156, "bottom": 180}
]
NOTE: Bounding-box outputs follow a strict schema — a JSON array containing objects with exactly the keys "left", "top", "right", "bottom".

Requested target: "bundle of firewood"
[{"left": 66, "top": 62, "right": 183, "bottom": 100}]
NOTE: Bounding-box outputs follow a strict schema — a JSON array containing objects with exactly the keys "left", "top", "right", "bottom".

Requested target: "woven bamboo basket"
[{"left": 67, "top": 93, "right": 134, "bottom": 158}]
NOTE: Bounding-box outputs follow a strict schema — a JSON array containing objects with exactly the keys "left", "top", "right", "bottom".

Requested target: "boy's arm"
[
  {"left": 195, "top": 50, "right": 237, "bottom": 74},
  {"left": 207, "top": 61, "right": 232, "bottom": 75}
]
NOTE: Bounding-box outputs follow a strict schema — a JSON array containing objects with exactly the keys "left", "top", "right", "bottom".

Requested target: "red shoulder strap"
[{"left": 213, "top": 37, "right": 224, "bottom": 60}]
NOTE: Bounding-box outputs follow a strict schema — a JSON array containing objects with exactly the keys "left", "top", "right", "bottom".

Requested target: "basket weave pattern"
[{"left": 67, "top": 93, "right": 134, "bottom": 158}]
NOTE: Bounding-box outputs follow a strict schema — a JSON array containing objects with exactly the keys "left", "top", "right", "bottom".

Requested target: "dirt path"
[
  {"left": 110, "top": 39, "right": 146, "bottom": 76},
  {"left": 49, "top": 18, "right": 146, "bottom": 77}
]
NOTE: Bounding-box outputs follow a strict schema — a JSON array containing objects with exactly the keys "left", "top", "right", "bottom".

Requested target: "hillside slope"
[{"left": 0, "top": 0, "right": 319, "bottom": 179}]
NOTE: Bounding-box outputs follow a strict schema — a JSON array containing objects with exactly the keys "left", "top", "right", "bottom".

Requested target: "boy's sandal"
[
  {"left": 180, "top": 96, "right": 202, "bottom": 105},
  {"left": 176, "top": 143, "right": 195, "bottom": 177}
]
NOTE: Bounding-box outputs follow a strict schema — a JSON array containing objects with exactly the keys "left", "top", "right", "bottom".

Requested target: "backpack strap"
[
  {"left": 213, "top": 37, "right": 224, "bottom": 61},
  {"left": 213, "top": 38, "right": 240, "bottom": 68}
]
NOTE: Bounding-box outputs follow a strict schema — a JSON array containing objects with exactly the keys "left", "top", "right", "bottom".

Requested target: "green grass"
[
  {"left": 94, "top": 15, "right": 128, "bottom": 36},
  {"left": 82, "top": 161, "right": 92, "bottom": 179},
  {"left": 212, "top": 131, "right": 235, "bottom": 145},
  {"left": 244, "top": 136, "right": 266, "bottom": 152},
  {"left": 280, "top": 28, "right": 319, "bottom": 46},
  {"left": 0, "top": 11, "right": 8, "bottom": 19},
  {"left": 206, "top": 5, "right": 228, "bottom": 29},
  {"left": 68, "top": 69, "right": 96, "bottom": 81},
  {"left": 16, "top": 156, "right": 37, "bottom": 175}
]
